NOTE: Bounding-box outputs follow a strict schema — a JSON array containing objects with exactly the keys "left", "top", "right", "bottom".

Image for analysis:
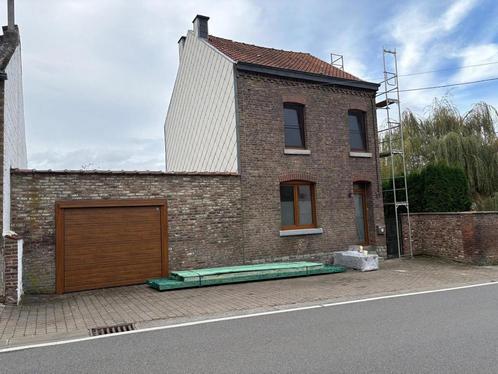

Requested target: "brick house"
[
  {"left": 165, "top": 15, "right": 386, "bottom": 261},
  {"left": 1, "top": 14, "right": 386, "bottom": 303}
]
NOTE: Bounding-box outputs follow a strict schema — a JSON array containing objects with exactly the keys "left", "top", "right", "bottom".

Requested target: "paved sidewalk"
[{"left": 1, "top": 257, "right": 498, "bottom": 348}]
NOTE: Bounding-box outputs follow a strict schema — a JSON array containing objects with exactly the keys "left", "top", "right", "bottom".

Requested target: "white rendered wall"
[
  {"left": 165, "top": 31, "right": 238, "bottom": 172},
  {"left": 3, "top": 45, "right": 27, "bottom": 234}
]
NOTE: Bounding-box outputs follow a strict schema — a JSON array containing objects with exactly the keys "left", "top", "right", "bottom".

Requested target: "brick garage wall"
[
  {"left": 9, "top": 170, "right": 243, "bottom": 294},
  {"left": 402, "top": 212, "right": 498, "bottom": 264},
  {"left": 236, "top": 72, "right": 386, "bottom": 263}
]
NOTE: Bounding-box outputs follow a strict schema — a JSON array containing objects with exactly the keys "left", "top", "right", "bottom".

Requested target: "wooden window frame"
[
  {"left": 283, "top": 103, "right": 306, "bottom": 149},
  {"left": 55, "top": 199, "right": 169, "bottom": 294},
  {"left": 280, "top": 181, "right": 317, "bottom": 230},
  {"left": 353, "top": 184, "right": 369, "bottom": 245},
  {"left": 348, "top": 110, "right": 368, "bottom": 152}
]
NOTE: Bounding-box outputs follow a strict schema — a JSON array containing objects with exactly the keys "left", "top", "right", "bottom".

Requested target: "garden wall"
[{"left": 402, "top": 212, "right": 498, "bottom": 264}]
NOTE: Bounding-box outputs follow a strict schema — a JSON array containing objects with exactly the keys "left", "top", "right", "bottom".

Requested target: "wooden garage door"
[{"left": 56, "top": 200, "right": 168, "bottom": 293}]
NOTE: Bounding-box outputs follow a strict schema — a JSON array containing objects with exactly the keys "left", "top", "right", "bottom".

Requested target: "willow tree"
[{"left": 380, "top": 98, "right": 498, "bottom": 207}]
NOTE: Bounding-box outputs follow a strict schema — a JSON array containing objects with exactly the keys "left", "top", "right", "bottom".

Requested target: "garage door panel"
[
  {"left": 64, "top": 229, "right": 161, "bottom": 240},
  {"left": 64, "top": 255, "right": 162, "bottom": 271},
  {"left": 65, "top": 264, "right": 162, "bottom": 290},
  {"left": 65, "top": 262, "right": 162, "bottom": 277},
  {"left": 57, "top": 200, "right": 167, "bottom": 293},
  {"left": 65, "top": 241, "right": 161, "bottom": 258},
  {"left": 64, "top": 233, "right": 160, "bottom": 243},
  {"left": 64, "top": 233, "right": 161, "bottom": 245},
  {"left": 64, "top": 231, "right": 161, "bottom": 243},
  {"left": 64, "top": 273, "right": 159, "bottom": 292},
  {"left": 64, "top": 251, "right": 162, "bottom": 265},
  {"left": 64, "top": 206, "right": 159, "bottom": 220}
]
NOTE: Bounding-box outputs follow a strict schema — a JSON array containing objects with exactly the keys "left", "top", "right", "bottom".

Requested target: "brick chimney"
[
  {"left": 7, "top": 0, "right": 15, "bottom": 31},
  {"left": 178, "top": 36, "right": 186, "bottom": 59},
  {"left": 193, "top": 15, "right": 209, "bottom": 39}
]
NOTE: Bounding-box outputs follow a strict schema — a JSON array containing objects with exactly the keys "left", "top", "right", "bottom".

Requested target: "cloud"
[
  {"left": 390, "top": 0, "right": 477, "bottom": 72},
  {"left": 385, "top": 0, "right": 480, "bottom": 112},
  {"left": 0, "top": 0, "right": 495, "bottom": 170},
  {"left": 451, "top": 43, "right": 498, "bottom": 82},
  {"left": 7, "top": 0, "right": 269, "bottom": 170},
  {"left": 29, "top": 138, "right": 165, "bottom": 171},
  {"left": 441, "top": 0, "right": 477, "bottom": 30}
]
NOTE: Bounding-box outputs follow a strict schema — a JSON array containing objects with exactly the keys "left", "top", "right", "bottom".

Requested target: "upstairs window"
[
  {"left": 280, "top": 181, "right": 316, "bottom": 230},
  {"left": 283, "top": 103, "right": 305, "bottom": 149},
  {"left": 348, "top": 110, "right": 367, "bottom": 151}
]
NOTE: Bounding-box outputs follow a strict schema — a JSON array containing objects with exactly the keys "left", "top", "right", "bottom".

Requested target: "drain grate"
[{"left": 89, "top": 323, "right": 135, "bottom": 336}]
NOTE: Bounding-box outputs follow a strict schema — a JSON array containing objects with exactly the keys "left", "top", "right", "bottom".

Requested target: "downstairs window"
[{"left": 280, "top": 181, "right": 317, "bottom": 230}]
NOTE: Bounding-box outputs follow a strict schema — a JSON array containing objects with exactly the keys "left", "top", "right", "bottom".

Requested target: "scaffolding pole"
[{"left": 376, "top": 48, "right": 413, "bottom": 258}]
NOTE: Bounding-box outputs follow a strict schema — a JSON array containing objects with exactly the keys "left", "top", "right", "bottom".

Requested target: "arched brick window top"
[
  {"left": 279, "top": 172, "right": 317, "bottom": 183},
  {"left": 353, "top": 179, "right": 371, "bottom": 185},
  {"left": 281, "top": 95, "right": 306, "bottom": 105}
]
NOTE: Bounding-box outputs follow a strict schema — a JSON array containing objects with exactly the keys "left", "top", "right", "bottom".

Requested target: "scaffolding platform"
[
  {"left": 375, "top": 98, "right": 399, "bottom": 108},
  {"left": 147, "top": 262, "right": 346, "bottom": 291}
]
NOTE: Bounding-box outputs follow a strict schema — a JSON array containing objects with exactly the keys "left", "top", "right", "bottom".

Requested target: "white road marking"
[{"left": 0, "top": 280, "right": 496, "bottom": 354}]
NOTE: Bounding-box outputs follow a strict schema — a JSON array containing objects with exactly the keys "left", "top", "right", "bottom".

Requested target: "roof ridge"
[{"left": 208, "top": 35, "right": 312, "bottom": 56}]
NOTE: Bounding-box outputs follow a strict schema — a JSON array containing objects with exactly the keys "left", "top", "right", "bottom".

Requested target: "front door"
[{"left": 353, "top": 184, "right": 369, "bottom": 245}]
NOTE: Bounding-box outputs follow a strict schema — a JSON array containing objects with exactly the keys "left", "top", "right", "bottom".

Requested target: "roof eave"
[{"left": 236, "top": 62, "right": 379, "bottom": 91}]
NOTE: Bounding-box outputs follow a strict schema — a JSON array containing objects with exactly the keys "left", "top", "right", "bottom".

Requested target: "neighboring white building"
[
  {"left": 2, "top": 28, "right": 27, "bottom": 233},
  {"left": 0, "top": 21, "right": 27, "bottom": 304}
]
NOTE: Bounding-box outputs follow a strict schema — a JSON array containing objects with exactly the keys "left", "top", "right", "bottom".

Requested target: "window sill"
[
  {"left": 284, "top": 148, "right": 311, "bottom": 155},
  {"left": 279, "top": 228, "right": 323, "bottom": 237},
  {"left": 349, "top": 151, "right": 372, "bottom": 158}
]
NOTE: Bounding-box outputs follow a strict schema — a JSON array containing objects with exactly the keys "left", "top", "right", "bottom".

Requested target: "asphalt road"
[{"left": 2, "top": 283, "right": 498, "bottom": 373}]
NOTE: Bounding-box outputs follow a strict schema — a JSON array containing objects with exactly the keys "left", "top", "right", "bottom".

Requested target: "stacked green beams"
[{"left": 147, "top": 262, "right": 346, "bottom": 291}]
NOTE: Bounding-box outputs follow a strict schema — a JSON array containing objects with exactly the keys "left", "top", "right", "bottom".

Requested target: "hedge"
[{"left": 384, "top": 164, "right": 472, "bottom": 213}]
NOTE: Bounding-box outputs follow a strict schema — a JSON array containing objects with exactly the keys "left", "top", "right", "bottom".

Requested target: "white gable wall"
[
  {"left": 165, "top": 31, "right": 238, "bottom": 172},
  {"left": 3, "top": 45, "right": 27, "bottom": 233}
]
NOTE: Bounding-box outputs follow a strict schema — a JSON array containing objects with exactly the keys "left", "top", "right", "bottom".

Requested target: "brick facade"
[
  {"left": 236, "top": 72, "right": 386, "bottom": 262},
  {"left": 9, "top": 171, "right": 243, "bottom": 294},
  {"left": 3, "top": 69, "right": 387, "bottom": 301},
  {"left": 402, "top": 212, "right": 498, "bottom": 264}
]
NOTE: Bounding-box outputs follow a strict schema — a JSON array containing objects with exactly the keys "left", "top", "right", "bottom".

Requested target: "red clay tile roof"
[{"left": 208, "top": 35, "right": 361, "bottom": 81}]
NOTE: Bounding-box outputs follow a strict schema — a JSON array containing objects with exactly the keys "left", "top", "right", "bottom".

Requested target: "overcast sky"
[{"left": 2, "top": 0, "right": 497, "bottom": 170}]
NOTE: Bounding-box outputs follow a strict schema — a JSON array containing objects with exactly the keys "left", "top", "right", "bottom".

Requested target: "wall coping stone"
[{"left": 11, "top": 168, "right": 239, "bottom": 177}]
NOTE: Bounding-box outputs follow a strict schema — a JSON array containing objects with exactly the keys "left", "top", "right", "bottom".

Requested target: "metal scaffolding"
[
  {"left": 376, "top": 49, "right": 413, "bottom": 258},
  {"left": 331, "top": 53, "right": 344, "bottom": 71}
]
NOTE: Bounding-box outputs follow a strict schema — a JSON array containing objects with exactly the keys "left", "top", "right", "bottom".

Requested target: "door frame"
[
  {"left": 353, "top": 183, "right": 369, "bottom": 245},
  {"left": 55, "top": 199, "right": 168, "bottom": 294}
]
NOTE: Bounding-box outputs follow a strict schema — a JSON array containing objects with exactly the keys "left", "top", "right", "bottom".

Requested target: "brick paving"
[{"left": 1, "top": 257, "right": 498, "bottom": 347}]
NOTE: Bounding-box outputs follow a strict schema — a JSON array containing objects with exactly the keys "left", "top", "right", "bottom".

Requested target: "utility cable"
[
  {"left": 399, "top": 77, "right": 498, "bottom": 92},
  {"left": 374, "top": 60, "right": 498, "bottom": 82},
  {"left": 399, "top": 60, "right": 498, "bottom": 77}
]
